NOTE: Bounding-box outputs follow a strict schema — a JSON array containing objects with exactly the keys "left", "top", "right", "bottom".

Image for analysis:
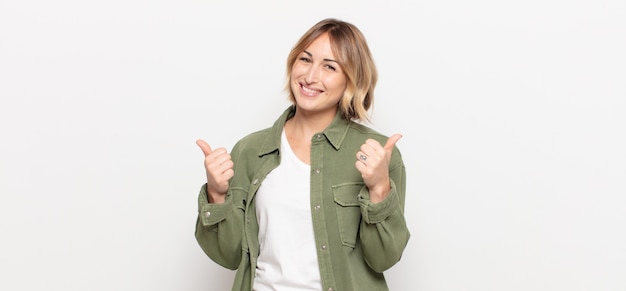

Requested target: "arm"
[
  {"left": 194, "top": 140, "right": 244, "bottom": 269},
  {"left": 357, "top": 152, "right": 410, "bottom": 273},
  {"left": 195, "top": 184, "right": 245, "bottom": 270}
]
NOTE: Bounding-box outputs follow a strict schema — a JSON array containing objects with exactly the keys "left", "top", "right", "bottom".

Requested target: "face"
[{"left": 290, "top": 32, "right": 347, "bottom": 117}]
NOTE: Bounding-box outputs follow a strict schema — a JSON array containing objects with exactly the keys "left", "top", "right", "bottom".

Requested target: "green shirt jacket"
[{"left": 195, "top": 106, "right": 410, "bottom": 291}]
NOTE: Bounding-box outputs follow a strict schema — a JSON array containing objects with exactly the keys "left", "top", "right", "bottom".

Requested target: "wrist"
[
  {"left": 206, "top": 186, "right": 226, "bottom": 204},
  {"left": 368, "top": 181, "right": 391, "bottom": 204}
]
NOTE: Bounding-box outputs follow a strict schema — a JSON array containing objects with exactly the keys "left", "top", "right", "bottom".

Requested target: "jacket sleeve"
[
  {"left": 195, "top": 183, "right": 245, "bottom": 270},
  {"left": 357, "top": 150, "right": 410, "bottom": 273}
]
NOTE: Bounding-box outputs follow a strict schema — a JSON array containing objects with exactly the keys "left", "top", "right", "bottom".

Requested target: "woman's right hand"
[{"left": 196, "top": 139, "right": 234, "bottom": 204}]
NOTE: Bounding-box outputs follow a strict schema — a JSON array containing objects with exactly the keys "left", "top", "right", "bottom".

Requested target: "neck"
[
  {"left": 283, "top": 107, "right": 337, "bottom": 165},
  {"left": 286, "top": 107, "right": 336, "bottom": 139}
]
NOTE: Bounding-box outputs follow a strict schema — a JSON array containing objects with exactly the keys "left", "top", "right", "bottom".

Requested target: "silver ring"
[{"left": 359, "top": 154, "right": 367, "bottom": 161}]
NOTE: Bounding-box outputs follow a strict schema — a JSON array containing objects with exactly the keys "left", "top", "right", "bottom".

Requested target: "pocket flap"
[{"left": 332, "top": 183, "right": 363, "bottom": 207}]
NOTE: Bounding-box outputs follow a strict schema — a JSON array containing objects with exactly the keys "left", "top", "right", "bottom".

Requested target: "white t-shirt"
[{"left": 253, "top": 130, "right": 322, "bottom": 291}]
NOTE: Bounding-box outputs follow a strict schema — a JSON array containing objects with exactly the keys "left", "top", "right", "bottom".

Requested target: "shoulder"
[
  {"left": 239, "top": 126, "right": 273, "bottom": 143},
  {"left": 232, "top": 127, "right": 273, "bottom": 152},
  {"left": 347, "top": 122, "right": 388, "bottom": 143},
  {"left": 347, "top": 122, "right": 405, "bottom": 163},
  {"left": 231, "top": 106, "right": 292, "bottom": 155}
]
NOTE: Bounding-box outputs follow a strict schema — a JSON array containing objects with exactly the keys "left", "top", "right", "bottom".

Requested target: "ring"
[{"left": 359, "top": 154, "right": 367, "bottom": 161}]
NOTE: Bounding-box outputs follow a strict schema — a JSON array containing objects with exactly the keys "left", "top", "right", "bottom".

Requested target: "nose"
[{"left": 304, "top": 65, "right": 320, "bottom": 84}]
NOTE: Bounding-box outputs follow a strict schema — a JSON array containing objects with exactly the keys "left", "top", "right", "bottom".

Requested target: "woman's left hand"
[{"left": 355, "top": 133, "right": 402, "bottom": 203}]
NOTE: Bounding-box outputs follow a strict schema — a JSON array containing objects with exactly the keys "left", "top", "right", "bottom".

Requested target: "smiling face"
[{"left": 290, "top": 32, "right": 347, "bottom": 119}]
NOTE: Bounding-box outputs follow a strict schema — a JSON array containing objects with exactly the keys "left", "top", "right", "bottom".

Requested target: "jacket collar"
[{"left": 257, "top": 105, "right": 351, "bottom": 157}]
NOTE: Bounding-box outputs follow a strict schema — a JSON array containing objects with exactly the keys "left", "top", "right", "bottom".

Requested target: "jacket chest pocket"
[{"left": 332, "top": 183, "right": 364, "bottom": 248}]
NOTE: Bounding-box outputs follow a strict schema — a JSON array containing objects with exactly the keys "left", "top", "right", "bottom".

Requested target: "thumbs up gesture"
[
  {"left": 355, "top": 134, "right": 402, "bottom": 203},
  {"left": 196, "top": 139, "right": 234, "bottom": 204}
]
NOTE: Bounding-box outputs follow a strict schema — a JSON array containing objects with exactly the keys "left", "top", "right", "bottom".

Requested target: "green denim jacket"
[{"left": 195, "top": 106, "right": 410, "bottom": 291}]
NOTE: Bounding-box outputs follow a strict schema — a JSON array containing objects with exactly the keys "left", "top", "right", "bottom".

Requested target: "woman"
[{"left": 195, "top": 18, "right": 410, "bottom": 291}]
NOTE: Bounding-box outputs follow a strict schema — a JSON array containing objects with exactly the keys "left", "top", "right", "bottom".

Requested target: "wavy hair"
[{"left": 285, "top": 18, "right": 378, "bottom": 122}]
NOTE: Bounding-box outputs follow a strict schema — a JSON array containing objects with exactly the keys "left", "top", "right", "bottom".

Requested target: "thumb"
[
  {"left": 384, "top": 134, "right": 403, "bottom": 151},
  {"left": 196, "top": 139, "right": 213, "bottom": 157}
]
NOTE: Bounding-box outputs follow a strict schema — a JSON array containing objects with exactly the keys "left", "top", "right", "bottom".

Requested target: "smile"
[{"left": 301, "top": 84, "right": 323, "bottom": 96}]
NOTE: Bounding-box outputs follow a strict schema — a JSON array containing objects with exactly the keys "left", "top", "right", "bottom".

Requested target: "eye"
[
  {"left": 299, "top": 57, "right": 312, "bottom": 63},
  {"left": 324, "top": 64, "right": 337, "bottom": 71}
]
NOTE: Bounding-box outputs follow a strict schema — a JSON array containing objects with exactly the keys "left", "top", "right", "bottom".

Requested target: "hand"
[
  {"left": 355, "top": 134, "right": 402, "bottom": 203},
  {"left": 196, "top": 139, "right": 234, "bottom": 204}
]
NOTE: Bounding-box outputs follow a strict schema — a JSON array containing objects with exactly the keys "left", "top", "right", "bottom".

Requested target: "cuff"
[
  {"left": 197, "top": 184, "right": 233, "bottom": 227},
  {"left": 358, "top": 180, "right": 401, "bottom": 224}
]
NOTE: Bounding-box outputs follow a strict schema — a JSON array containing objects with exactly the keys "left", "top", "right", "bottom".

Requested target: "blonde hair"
[{"left": 286, "top": 18, "right": 378, "bottom": 122}]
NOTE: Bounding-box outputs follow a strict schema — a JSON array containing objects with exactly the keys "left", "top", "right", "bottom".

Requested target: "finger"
[
  {"left": 355, "top": 160, "right": 366, "bottom": 173},
  {"left": 222, "top": 160, "right": 234, "bottom": 173},
  {"left": 213, "top": 153, "right": 233, "bottom": 169},
  {"left": 196, "top": 139, "right": 213, "bottom": 157},
  {"left": 356, "top": 151, "right": 368, "bottom": 163},
  {"left": 383, "top": 134, "right": 403, "bottom": 151},
  {"left": 360, "top": 141, "right": 378, "bottom": 156},
  {"left": 222, "top": 168, "right": 235, "bottom": 181}
]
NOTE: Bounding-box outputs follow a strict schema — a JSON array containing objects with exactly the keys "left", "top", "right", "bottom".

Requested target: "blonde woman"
[{"left": 195, "top": 18, "right": 410, "bottom": 291}]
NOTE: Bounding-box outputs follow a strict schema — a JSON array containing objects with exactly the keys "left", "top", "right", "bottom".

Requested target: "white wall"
[{"left": 1, "top": 0, "right": 624, "bottom": 290}]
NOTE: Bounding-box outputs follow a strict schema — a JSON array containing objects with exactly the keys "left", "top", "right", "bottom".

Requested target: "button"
[
  {"left": 328, "top": 288, "right": 333, "bottom": 291},
  {"left": 316, "top": 134, "right": 323, "bottom": 140},
  {"left": 314, "top": 205, "right": 321, "bottom": 210},
  {"left": 253, "top": 178, "right": 259, "bottom": 185},
  {"left": 315, "top": 169, "right": 320, "bottom": 174},
  {"left": 204, "top": 211, "right": 211, "bottom": 217},
  {"left": 321, "top": 244, "right": 327, "bottom": 250}
]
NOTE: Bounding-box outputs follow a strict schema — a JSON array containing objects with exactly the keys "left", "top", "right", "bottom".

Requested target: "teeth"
[{"left": 302, "top": 85, "right": 319, "bottom": 93}]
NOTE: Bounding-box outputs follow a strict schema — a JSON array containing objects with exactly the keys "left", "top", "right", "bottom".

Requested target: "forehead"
[{"left": 303, "top": 32, "right": 335, "bottom": 57}]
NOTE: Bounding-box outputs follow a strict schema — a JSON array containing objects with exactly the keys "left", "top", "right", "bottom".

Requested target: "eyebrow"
[{"left": 304, "top": 50, "right": 338, "bottom": 63}]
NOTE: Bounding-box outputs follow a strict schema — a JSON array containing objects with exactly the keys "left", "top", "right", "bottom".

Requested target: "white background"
[{"left": 1, "top": 0, "right": 625, "bottom": 290}]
